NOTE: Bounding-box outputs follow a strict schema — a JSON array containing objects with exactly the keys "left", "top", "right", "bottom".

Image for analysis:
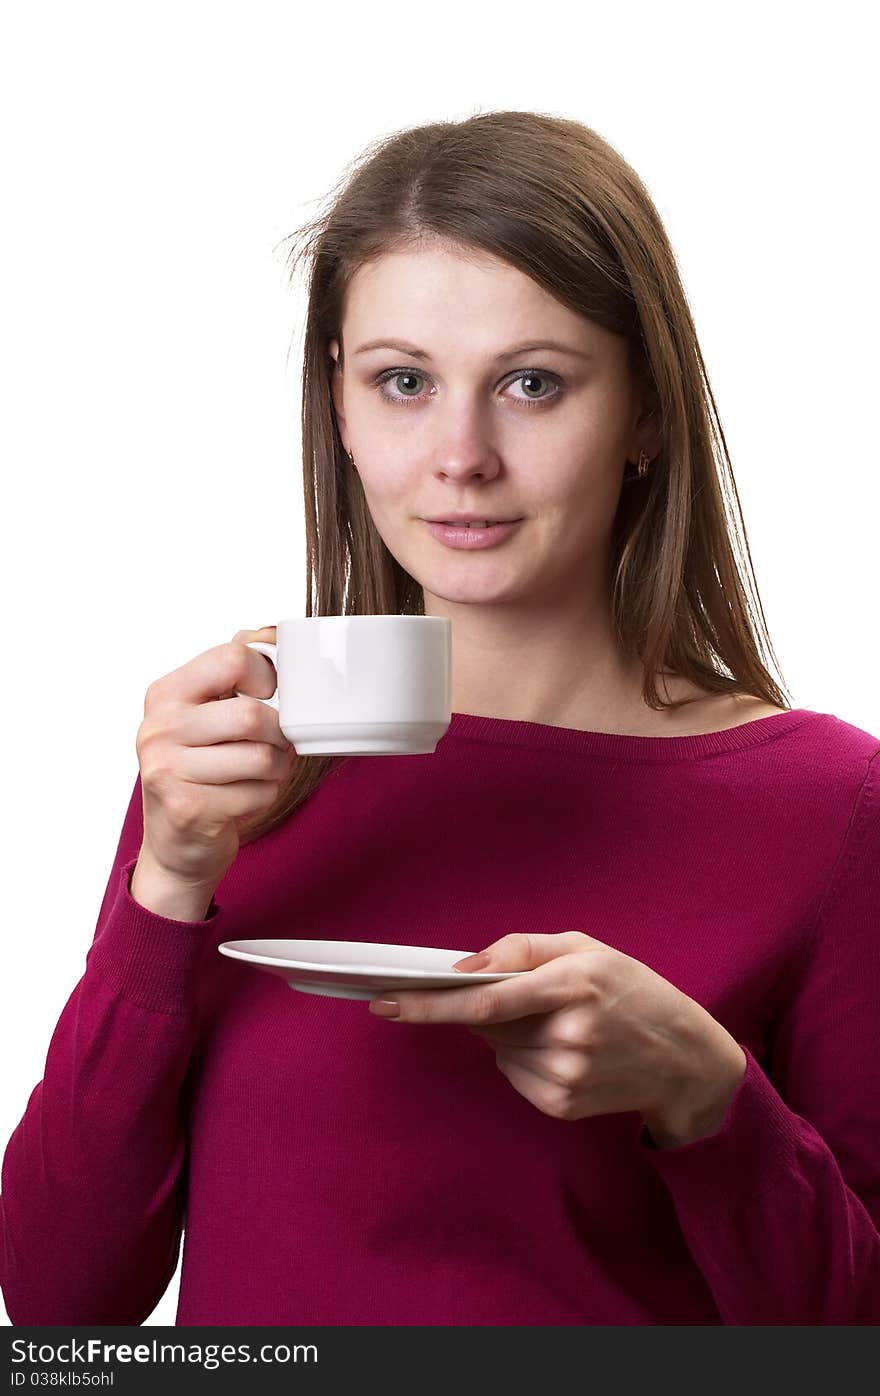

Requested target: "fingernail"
[
  {"left": 369, "top": 998, "right": 400, "bottom": 1017},
  {"left": 453, "top": 951, "right": 490, "bottom": 971}
]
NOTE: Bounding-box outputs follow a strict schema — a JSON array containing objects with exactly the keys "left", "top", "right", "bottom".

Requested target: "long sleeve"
[
  {"left": 638, "top": 747, "right": 880, "bottom": 1324},
  {"left": 0, "top": 773, "right": 221, "bottom": 1325}
]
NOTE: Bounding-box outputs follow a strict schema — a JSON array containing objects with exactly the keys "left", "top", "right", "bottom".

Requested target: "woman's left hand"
[{"left": 368, "top": 931, "right": 747, "bottom": 1147}]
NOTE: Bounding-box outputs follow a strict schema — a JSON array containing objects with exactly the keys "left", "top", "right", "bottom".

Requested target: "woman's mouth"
[{"left": 422, "top": 519, "right": 523, "bottom": 549}]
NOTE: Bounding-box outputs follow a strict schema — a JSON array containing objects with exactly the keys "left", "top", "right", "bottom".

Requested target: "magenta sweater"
[{"left": 2, "top": 707, "right": 879, "bottom": 1326}]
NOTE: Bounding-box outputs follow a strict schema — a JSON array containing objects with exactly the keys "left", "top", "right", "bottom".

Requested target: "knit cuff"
[
  {"left": 637, "top": 1046, "right": 802, "bottom": 1213},
  {"left": 85, "top": 856, "right": 221, "bottom": 1015}
]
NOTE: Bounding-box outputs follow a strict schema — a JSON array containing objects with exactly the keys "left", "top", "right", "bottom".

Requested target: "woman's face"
[{"left": 329, "top": 240, "right": 657, "bottom": 608}]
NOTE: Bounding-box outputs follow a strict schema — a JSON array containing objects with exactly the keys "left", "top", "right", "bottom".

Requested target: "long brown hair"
[{"left": 237, "top": 109, "right": 791, "bottom": 847}]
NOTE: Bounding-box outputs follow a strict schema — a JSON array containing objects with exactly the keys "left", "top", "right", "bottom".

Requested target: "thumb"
[{"left": 452, "top": 930, "right": 598, "bottom": 972}]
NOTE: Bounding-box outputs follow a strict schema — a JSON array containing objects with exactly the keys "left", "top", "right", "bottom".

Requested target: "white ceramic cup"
[{"left": 232, "top": 615, "right": 452, "bottom": 756}]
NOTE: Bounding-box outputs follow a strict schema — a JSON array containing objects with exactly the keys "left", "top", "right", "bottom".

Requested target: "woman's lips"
[{"left": 422, "top": 519, "right": 523, "bottom": 549}]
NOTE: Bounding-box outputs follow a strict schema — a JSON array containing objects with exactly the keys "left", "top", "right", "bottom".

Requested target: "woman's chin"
[{"left": 419, "top": 572, "right": 527, "bottom": 606}]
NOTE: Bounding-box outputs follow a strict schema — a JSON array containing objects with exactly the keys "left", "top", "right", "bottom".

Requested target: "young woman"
[{"left": 2, "top": 110, "right": 878, "bottom": 1326}]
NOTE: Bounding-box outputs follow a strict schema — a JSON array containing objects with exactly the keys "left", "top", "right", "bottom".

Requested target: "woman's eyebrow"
[{"left": 352, "top": 338, "right": 594, "bottom": 362}]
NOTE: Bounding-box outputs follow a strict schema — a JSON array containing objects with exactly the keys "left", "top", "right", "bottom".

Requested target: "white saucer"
[{"left": 217, "top": 938, "right": 526, "bottom": 1000}]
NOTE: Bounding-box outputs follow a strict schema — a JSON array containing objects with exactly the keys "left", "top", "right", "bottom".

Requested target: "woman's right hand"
[{"left": 134, "top": 627, "right": 295, "bottom": 892}]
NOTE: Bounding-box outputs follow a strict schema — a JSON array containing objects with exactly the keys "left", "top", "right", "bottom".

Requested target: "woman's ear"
[
  {"left": 635, "top": 416, "right": 662, "bottom": 466},
  {"left": 629, "top": 376, "right": 662, "bottom": 464},
  {"left": 328, "top": 338, "right": 348, "bottom": 445}
]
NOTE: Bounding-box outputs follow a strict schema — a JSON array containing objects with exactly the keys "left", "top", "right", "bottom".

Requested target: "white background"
[{"left": 1, "top": 0, "right": 876, "bottom": 1327}]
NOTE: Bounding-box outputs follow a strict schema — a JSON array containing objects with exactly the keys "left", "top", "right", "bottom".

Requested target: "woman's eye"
[
  {"left": 372, "top": 368, "right": 563, "bottom": 409},
  {"left": 376, "top": 370, "right": 426, "bottom": 403}
]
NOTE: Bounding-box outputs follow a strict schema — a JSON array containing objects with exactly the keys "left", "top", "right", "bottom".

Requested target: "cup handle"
[{"left": 232, "top": 641, "right": 280, "bottom": 712}]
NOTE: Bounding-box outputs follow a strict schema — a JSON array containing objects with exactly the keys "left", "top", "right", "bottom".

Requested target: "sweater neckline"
[{"left": 444, "top": 707, "right": 822, "bottom": 762}]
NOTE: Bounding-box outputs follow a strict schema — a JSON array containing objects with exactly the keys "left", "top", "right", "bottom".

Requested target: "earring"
[
  {"left": 623, "top": 450, "right": 651, "bottom": 484},
  {"left": 347, "top": 448, "right": 355, "bottom": 467}
]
